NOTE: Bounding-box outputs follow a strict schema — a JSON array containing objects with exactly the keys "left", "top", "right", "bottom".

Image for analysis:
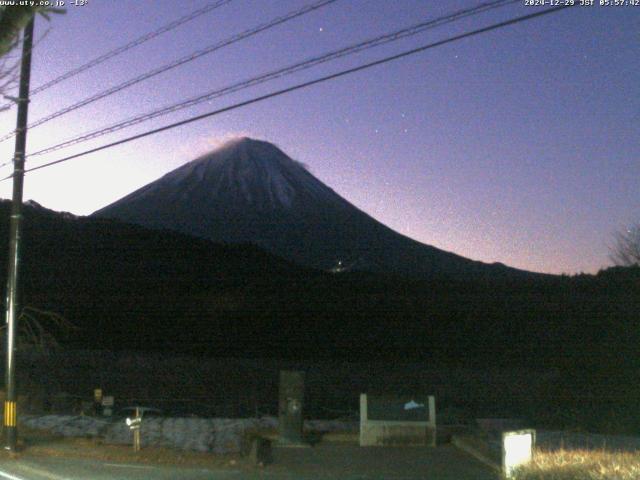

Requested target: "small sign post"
[
  {"left": 93, "top": 388, "right": 103, "bottom": 416},
  {"left": 101, "top": 395, "right": 114, "bottom": 417},
  {"left": 126, "top": 407, "right": 142, "bottom": 452}
]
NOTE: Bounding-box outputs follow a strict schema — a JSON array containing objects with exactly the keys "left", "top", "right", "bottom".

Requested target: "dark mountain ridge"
[{"left": 0, "top": 199, "right": 637, "bottom": 370}]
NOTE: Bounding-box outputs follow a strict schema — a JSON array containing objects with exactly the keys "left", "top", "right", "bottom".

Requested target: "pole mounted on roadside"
[{"left": 4, "top": 17, "right": 35, "bottom": 451}]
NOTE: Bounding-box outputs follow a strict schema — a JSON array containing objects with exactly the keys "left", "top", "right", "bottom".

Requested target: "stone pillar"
[{"left": 278, "top": 370, "right": 305, "bottom": 445}]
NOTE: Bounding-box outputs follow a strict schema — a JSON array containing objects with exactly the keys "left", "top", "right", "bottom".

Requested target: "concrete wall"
[{"left": 359, "top": 394, "right": 436, "bottom": 447}]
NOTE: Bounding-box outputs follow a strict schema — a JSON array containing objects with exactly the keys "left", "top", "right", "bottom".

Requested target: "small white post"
[{"left": 502, "top": 429, "right": 535, "bottom": 478}]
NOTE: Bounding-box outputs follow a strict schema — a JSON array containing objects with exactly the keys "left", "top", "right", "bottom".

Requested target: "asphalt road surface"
[
  {"left": 0, "top": 445, "right": 499, "bottom": 479},
  {"left": 0, "top": 456, "right": 234, "bottom": 480}
]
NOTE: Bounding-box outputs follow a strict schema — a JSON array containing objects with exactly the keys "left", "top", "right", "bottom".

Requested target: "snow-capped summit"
[
  {"left": 105, "top": 137, "right": 343, "bottom": 213},
  {"left": 93, "top": 137, "right": 532, "bottom": 278}
]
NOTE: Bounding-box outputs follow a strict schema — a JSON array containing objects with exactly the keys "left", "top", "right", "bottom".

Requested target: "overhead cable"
[
  {"left": 0, "top": 0, "right": 338, "bottom": 142},
  {"left": 28, "top": 0, "right": 518, "bottom": 158},
  {"left": 0, "top": 0, "right": 233, "bottom": 113},
  {"left": 0, "top": 5, "right": 573, "bottom": 182}
]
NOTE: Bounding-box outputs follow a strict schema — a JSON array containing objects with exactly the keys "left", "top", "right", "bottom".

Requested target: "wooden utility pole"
[{"left": 4, "top": 17, "right": 34, "bottom": 451}]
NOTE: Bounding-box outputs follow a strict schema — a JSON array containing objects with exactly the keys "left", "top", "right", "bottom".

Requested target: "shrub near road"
[{"left": 514, "top": 449, "right": 640, "bottom": 480}]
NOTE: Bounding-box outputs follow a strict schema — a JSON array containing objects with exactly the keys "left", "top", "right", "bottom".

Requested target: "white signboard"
[{"left": 502, "top": 429, "right": 535, "bottom": 478}]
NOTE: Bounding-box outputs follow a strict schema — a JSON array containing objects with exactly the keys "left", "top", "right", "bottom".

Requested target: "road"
[
  {"left": 0, "top": 456, "right": 237, "bottom": 480},
  {"left": 0, "top": 445, "right": 499, "bottom": 479}
]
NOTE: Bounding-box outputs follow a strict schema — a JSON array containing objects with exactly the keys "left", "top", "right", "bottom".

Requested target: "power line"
[
  {"left": 0, "top": 4, "right": 573, "bottom": 182},
  {"left": 0, "top": 0, "right": 338, "bottom": 143},
  {"left": 0, "top": 0, "right": 233, "bottom": 113},
  {"left": 26, "top": 0, "right": 518, "bottom": 159}
]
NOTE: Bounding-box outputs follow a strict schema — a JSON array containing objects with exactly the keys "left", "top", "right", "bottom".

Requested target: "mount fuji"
[{"left": 93, "top": 137, "right": 532, "bottom": 279}]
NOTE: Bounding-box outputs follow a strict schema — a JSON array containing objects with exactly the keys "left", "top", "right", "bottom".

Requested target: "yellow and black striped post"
[
  {"left": 3, "top": 401, "right": 16, "bottom": 428},
  {"left": 4, "top": 17, "right": 35, "bottom": 451}
]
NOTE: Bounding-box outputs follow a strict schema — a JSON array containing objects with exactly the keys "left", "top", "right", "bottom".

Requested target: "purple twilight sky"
[{"left": 0, "top": 0, "right": 637, "bottom": 275}]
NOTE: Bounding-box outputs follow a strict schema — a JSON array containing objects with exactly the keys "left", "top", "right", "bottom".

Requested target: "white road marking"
[{"left": 0, "top": 468, "right": 26, "bottom": 480}]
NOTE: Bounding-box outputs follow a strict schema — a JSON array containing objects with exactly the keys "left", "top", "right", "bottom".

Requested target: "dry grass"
[{"left": 513, "top": 449, "right": 640, "bottom": 480}]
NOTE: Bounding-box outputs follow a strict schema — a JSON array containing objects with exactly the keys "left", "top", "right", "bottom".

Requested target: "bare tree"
[
  {"left": 0, "top": 7, "right": 34, "bottom": 57},
  {"left": 0, "top": 7, "right": 25, "bottom": 104},
  {"left": 610, "top": 223, "right": 640, "bottom": 267},
  {"left": 0, "top": 6, "right": 63, "bottom": 105},
  {"left": 0, "top": 306, "right": 77, "bottom": 353},
  {"left": 0, "top": 5, "right": 64, "bottom": 55}
]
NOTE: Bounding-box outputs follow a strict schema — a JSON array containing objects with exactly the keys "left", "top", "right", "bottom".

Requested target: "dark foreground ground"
[
  {"left": 267, "top": 444, "right": 499, "bottom": 480},
  {"left": 0, "top": 433, "right": 498, "bottom": 480}
]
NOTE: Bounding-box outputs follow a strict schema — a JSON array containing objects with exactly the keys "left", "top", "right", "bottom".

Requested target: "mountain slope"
[
  {"left": 0, "top": 200, "right": 637, "bottom": 365},
  {"left": 93, "top": 137, "right": 536, "bottom": 279},
  {"left": 0, "top": 200, "right": 312, "bottom": 353}
]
